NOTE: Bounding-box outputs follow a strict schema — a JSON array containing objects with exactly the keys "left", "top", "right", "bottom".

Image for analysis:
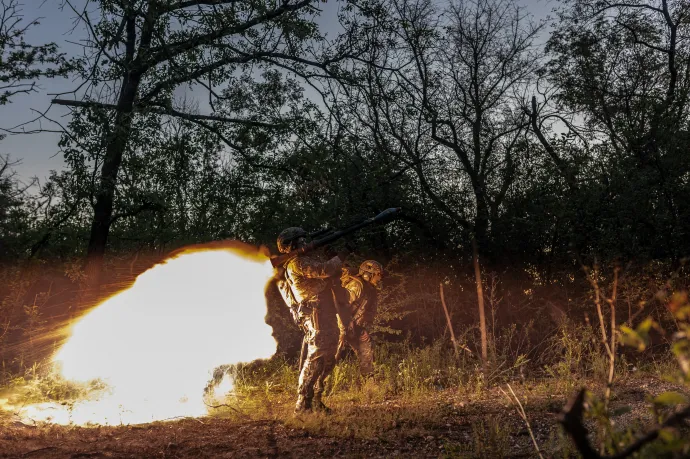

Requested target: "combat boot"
[
  {"left": 311, "top": 393, "right": 331, "bottom": 414},
  {"left": 294, "top": 395, "right": 312, "bottom": 414}
]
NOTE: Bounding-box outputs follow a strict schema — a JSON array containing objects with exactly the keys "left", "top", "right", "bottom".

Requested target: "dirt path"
[
  {"left": 2, "top": 418, "right": 404, "bottom": 459},
  {"left": 0, "top": 410, "right": 541, "bottom": 458},
  {"left": 0, "top": 376, "right": 685, "bottom": 458}
]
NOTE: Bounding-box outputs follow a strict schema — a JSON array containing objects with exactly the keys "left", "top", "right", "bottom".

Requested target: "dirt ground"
[{"left": 0, "top": 375, "right": 685, "bottom": 458}]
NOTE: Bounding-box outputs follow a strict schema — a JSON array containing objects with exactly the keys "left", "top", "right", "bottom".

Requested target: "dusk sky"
[{"left": 2, "top": 0, "right": 554, "bottom": 184}]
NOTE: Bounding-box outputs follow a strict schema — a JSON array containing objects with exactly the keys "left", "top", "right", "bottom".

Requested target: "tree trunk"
[
  {"left": 474, "top": 187, "right": 490, "bottom": 254},
  {"left": 472, "top": 236, "right": 488, "bottom": 367},
  {"left": 84, "top": 74, "right": 142, "bottom": 287}
]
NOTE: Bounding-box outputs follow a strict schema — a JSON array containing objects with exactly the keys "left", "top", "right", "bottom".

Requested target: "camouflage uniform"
[
  {"left": 284, "top": 254, "right": 343, "bottom": 412},
  {"left": 339, "top": 274, "right": 378, "bottom": 376}
]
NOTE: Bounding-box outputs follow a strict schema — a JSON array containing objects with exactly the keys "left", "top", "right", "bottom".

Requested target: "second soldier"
[{"left": 338, "top": 260, "right": 383, "bottom": 377}]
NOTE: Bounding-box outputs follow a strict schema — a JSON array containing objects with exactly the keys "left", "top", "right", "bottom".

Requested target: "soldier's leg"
[
  {"left": 296, "top": 318, "right": 321, "bottom": 412},
  {"left": 335, "top": 330, "right": 346, "bottom": 362},
  {"left": 354, "top": 328, "right": 374, "bottom": 376},
  {"left": 311, "top": 293, "right": 339, "bottom": 412},
  {"left": 312, "top": 332, "right": 338, "bottom": 412}
]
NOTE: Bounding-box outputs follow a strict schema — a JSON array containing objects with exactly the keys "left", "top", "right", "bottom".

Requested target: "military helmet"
[
  {"left": 359, "top": 260, "right": 383, "bottom": 277},
  {"left": 277, "top": 227, "right": 307, "bottom": 253}
]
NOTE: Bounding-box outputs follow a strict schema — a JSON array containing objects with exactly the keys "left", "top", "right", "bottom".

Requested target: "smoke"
[{"left": 18, "top": 242, "right": 277, "bottom": 425}]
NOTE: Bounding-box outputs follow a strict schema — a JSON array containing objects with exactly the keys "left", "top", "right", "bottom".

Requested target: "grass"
[
  {"left": 0, "top": 337, "right": 685, "bottom": 458},
  {"left": 0, "top": 362, "right": 108, "bottom": 408},
  {"left": 1, "top": 323, "right": 676, "bottom": 415},
  {"left": 0, "top": 314, "right": 686, "bottom": 458},
  {"left": 1, "top": 254, "right": 688, "bottom": 456}
]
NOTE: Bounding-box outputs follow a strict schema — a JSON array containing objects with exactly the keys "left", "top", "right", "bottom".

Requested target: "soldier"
[
  {"left": 275, "top": 227, "right": 348, "bottom": 413},
  {"left": 337, "top": 260, "right": 383, "bottom": 377}
]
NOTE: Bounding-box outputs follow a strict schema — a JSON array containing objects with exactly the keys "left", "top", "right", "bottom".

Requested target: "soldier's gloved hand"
[
  {"left": 290, "top": 307, "right": 301, "bottom": 327},
  {"left": 273, "top": 266, "right": 286, "bottom": 279}
]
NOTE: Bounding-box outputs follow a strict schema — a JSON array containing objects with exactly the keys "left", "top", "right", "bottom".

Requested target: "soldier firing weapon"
[{"left": 273, "top": 208, "right": 401, "bottom": 379}]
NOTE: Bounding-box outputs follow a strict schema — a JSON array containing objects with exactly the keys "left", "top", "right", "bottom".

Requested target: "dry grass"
[
  {"left": 1, "top": 258, "right": 689, "bottom": 457},
  {"left": 2, "top": 368, "right": 684, "bottom": 458}
]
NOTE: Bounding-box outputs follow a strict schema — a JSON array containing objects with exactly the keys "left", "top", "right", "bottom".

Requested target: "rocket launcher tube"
[{"left": 270, "top": 208, "right": 401, "bottom": 268}]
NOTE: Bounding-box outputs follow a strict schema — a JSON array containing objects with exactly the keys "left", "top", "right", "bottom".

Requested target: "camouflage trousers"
[
  {"left": 297, "top": 293, "right": 339, "bottom": 403},
  {"left": 338, "top": 324, "right": 374, "bottom": 376}
]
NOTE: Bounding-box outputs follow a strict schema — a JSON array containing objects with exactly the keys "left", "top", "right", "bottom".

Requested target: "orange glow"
[{"left": 17, "top": 242, "right": 277, "bottom": 426}]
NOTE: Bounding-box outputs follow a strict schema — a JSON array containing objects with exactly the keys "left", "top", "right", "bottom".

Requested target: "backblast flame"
[{"left": 19, "top": 242, "right": 277, "bottom": 426}]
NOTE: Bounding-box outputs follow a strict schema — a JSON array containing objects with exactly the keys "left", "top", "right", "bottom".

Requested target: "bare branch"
[
  {"left": 143, "top": 0, "right": 315, "bottom": 69},
  {"left": 525, "top": 96, "right": 578, "bottom": 189},
  {"left": 51, "top": 98, "right": 294, "bottom": 128},
  {"left": 110, "top": 201, "right": 166, "bottom": 225},
  {"left": 560, "top": 389, "right": 690, "bottom": 459}
]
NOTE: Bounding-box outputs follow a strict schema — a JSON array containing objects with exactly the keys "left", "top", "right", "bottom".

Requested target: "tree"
[
  {"left": 320, "top": 0, "right": 544, "bottom": 363},
  {"left": 0, "top": 155, "right": 31, "bottom": 260},
  {"left": 330, "top": 0, "right": 543, "bottom": 253},
  {"left": 540, "top": 0, "right": 690, "bottom": 259},
  {"left": 51, "top": 0, "right": 367, "bottom": 285},
  {"left": 0, "top": 0, "right": 74, "bottom": 139},
  {"left": 412, "top": 0, "right": 542, "bottom": 252}
]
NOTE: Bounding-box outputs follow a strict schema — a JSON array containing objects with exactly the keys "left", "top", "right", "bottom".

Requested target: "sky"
[{"left": 1, "top": 0, "right": 555, "bottom": 184}]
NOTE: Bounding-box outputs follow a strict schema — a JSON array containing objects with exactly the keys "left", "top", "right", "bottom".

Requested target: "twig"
[
  {"left": 472, "top": 237, "right": 488, "bottom": 367},
  {"left": 0, "top": 320, "right": 10, "bottom": 340},
  {"left": 158, "top": 416, "right": 205, "bottom": 424},
  {"left": 583, "top": 264, "right": 616, "bottom": 411},
  {"left": 559, "top": 389, "right": 601, "bottom": 459},
  {"left": 500, "top": 384, "right": 545, "bottom": 459},
  {"left": 610, "top": 405, "right": 690, "bottom": 459},
  {"left": 23, "top": 447, "right": 59, "bottom": 457},
  {"left": 439, "top": 283, "right": 459, "bottom": 358},
  {"left": 606, "top": 267, "right": 619, "bottom": 411},
  {"left": 438, "top": 284, "right": 473, "bottom": 356},
  {"left": 560, "top": 388, "right": 690, "bottom": 459},
  {"left": 203, "top": 400, "right": 249, "bottom": 418}
]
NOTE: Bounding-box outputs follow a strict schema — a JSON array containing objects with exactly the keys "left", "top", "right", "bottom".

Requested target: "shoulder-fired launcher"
[{"left": 270, "top": 208, "right": 401, "bottom": 268}]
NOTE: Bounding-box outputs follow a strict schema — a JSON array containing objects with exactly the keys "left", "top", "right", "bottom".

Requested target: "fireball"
[{"left": 19, "top": 242, "right": 277, "bottom": 425}]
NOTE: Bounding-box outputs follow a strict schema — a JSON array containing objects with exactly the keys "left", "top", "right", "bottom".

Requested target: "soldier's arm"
[
  {"left": 354, "top": 289, "right": 378, "bottom": 327},
  {"left": 352, "top": 298, "right": 368, "bottom": 323},
  {"left": 277, "top": 279, "right": 298, "bottom": 309},
  {"left": 276, "top": 279, "right": 301, "bottom": 325},
  {"left": 293, "top": 255, "right": 342, "bottom": 279},
  {"left": 344, "top": 278, "right": 363, "bottom": 304}
]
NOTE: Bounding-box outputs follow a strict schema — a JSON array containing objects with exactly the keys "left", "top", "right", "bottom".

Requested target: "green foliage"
[
  {"left": 0, "top": 0, "right": 76, "bottom": 107},
  {"left": 0, "top": 156, "right": 36, "bottom": 260},
  {"left": 1, "top": 0, "right": 689, "bottom": 282},
  {"left": 0, "top": 359, "right": 108, "bottom": 408},
  {"left": 652, "top": 391, "right": 689, "bottom": 407},
  {"left": 541, "top": 0, "right": 690, "bottom": 260},
  {"left": 620, "top": 318, "right": 656, "bottom": 352},
  {"left": 224, "top": 340, "right": 475, "bottom": 402},
  {"left": 370, "top": 259, "right": 415, "bottom": 336},
  {"left": 570, "top": 290, "right": 690, "bottom": 457},
  {"left": 228, "top": 356, "right": 300, "bottom": 398},
  {"left": 543, "top": 324, "right": 599, "bottom": 380},
  {"left": 470, "top": 416, "right": 511, "bottom": 458}
]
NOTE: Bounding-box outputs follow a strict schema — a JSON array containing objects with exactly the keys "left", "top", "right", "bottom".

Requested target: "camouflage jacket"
[
  {"left": 342, "top": 275, "right": 378, "bottom": 328},
  {"left": 285, "top": 254, "right": 342, "bottom": 303}
]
